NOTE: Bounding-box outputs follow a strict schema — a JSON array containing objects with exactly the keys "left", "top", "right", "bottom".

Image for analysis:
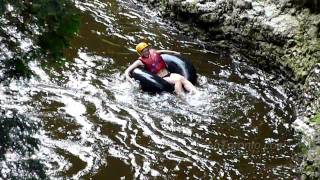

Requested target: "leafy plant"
[
  {"left": 0, "top": 111, "right": 46, "bottom": 179},
  {"left": 310, "top": 113, "right": 320, "bottom": 125},
  {"left": 0, "top": 0, "right": 80, "bottom": 80}
]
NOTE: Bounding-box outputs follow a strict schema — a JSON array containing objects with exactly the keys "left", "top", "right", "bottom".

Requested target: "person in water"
[{"left": 124, "top": 42, "right": 197, "bottom": 95}]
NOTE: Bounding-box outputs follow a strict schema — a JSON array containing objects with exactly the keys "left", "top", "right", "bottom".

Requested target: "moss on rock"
[
  {"left": 311, "top": 113, "right": 320, "bottom": 125},
  {"left": 282, "top": 10, "right": 320, "bottom": 81}
]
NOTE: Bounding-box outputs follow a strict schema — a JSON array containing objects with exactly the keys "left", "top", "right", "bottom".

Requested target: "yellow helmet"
[{"left": 136, "top": 42, "right": 149, "bottom": 55}]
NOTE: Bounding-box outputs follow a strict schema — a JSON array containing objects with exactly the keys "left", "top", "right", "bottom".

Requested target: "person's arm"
[
  {"left": 124, "top": 60, "right": 144, "bottom": 83},
  {"left": 156, "top": 50, "right": 181, "bottom": 55}
]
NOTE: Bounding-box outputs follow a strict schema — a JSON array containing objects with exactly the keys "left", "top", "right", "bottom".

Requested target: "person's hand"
[{"left": 125, "top": 72, "right": 134, "bottom": 84}]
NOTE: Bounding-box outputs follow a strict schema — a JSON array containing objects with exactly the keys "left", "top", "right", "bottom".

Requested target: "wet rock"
[
  {"left": 307, "top": 159, "right": 314, "bottom": 165},
  {"left": 268, "top": 14, "right": 299, "bottom": 37},
  {"left": 199, "top": 13, "right": 220, "bottom": 24},
  {"left": 235, "top": 0, "right": 252, "bottom": 10},
  {"left": 307, "top": 25, "right": 319, "bottom": 38},
  {"left": 301, "top": 174, "right": 307, "bottom": 180},
  {"left": 196, "top": 2, "right": 218, "bottom": 13},
  {"left": 252, "top": 4, "right": 265, "bottom": 16}
]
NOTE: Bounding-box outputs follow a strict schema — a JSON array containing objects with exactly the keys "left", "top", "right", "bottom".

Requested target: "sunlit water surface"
[{"left": 0, "top": 0, "right": 301, "bottom": 179}]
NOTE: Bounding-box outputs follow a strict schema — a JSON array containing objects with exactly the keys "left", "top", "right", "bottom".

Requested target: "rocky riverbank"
[{"left": 136, "top": 0, "right": 319, "bottom": 178}]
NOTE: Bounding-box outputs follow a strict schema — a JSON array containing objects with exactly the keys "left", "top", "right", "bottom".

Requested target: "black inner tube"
[{"left": 131, "top": 54, "right": 197, "bottom": 93}]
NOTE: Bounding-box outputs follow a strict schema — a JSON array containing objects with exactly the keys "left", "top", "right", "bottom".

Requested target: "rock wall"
[
  {"left": 137, "top": 0, "right": 320, "bottom": 178},
  {"left": 140, "top": 0, "right": 319, "bottom": 79}
]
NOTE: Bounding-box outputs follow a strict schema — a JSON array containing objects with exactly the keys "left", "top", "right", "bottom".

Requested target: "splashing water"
[{"left": 0, "top": 0, "right": 302, "bottom": 179}]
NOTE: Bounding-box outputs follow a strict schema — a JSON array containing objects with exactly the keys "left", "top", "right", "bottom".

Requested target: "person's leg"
[
  {"left": 174, "top": 81, "right": 184, "bottom": 95},
  {"left": 163, "top": 74, "right": 184, "bottom": 95},
  {"left": 181, "top": 78, "right": 197, "bottom": 93},
  {"left": 163, "top": 73, "right": 196, "bottom": 94}
]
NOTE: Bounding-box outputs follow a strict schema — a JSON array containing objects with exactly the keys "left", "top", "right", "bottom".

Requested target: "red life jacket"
[{"left": 139, "top": 49, "right": 167, "bottom": 74}]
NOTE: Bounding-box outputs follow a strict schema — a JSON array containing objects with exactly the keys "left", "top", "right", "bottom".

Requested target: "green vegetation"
[
  {"left": 0, "top": 0, "right": 81, "bottom": 178},
  {"left": 0, "top": 111, "right": 46, "bottom": 179},
  {"left": 311, "top": 113, "right": 320, "bottom": 125},
  {"left": 283, "top": 13, "right": 320, "bottom": 81},
  {"left": 0, "top": 0, "right": 80, "bottom": 80},
  {"left": 283, "top": 35, "right": 320, "bottom": 81}
]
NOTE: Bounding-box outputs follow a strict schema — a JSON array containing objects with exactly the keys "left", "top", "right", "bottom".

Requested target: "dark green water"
[{"left": 0, "top": 0, "right": 301, "bottom": 179}]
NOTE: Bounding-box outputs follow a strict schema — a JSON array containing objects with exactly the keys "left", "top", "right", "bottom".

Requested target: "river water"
[{"left": 0, "top": 0, "right": 301, "bottom": 179}]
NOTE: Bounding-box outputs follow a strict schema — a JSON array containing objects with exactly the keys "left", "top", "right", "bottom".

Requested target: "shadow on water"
[{"left": 0, "top": 0, "right": 302, "bottom": 179}]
